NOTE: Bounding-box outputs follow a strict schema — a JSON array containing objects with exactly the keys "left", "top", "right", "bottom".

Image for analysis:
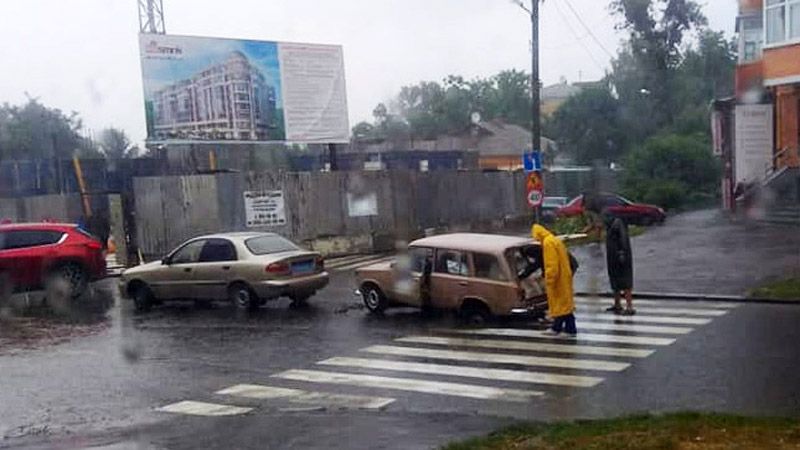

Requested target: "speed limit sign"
[{"left": 527, "top": 189, "right": 544, "bottom": 208}]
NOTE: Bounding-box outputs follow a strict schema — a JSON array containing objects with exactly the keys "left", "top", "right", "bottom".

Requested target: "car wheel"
[
  {"left": 229, "top": 283, "right": 258, "bottom": 310},
  {"left": 460, "top": 301, "right": 491, "bottom": 326},
  {"left": 133, "top": 284, "right": 154, "bottom": 313},
  {"left": 46, "top": 263, "right": 88, "bottom": 300},
  {"left": 362, "top": 285, "right": 387, "bottom": 314}
]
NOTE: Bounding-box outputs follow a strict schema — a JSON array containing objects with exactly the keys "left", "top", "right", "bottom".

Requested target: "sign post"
[{"left": 524, "top": 151, "right": 544, "bottom": 223}]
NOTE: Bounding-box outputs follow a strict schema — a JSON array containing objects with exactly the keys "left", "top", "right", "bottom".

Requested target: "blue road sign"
[{"left": 523, "top": 151, "right": 542, "bottom": 172}]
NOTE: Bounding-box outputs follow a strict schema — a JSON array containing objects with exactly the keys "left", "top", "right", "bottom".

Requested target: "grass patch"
[
  {"left": 749, "top": 277, "right": 800, "bottom": 300},
  {"left": 443, "top": 413, "right": 800, "bottom": 450}
]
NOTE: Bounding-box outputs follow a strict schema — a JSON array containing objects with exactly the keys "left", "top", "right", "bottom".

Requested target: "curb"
[{"left": 574, "top": 291, "right": 800, "bottom": 305}]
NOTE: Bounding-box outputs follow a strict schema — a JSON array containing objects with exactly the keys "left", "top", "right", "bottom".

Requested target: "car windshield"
[{"left": 244, "top": 235, "right": 299, "bottom": 255}]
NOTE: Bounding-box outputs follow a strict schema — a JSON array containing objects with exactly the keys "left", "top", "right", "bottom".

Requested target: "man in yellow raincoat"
[{"left": 532, "top": 224, "right": 577, "bottom": 336}]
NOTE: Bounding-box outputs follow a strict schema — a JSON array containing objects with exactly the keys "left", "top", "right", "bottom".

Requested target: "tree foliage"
[
  {"left": 99, "top": 127, "right": 139, "bottom": 159},
  {"left": 0, "top": 98, "right": 97, "bottom": 161},
  {"left": 354, "top": 70, "right": 532, "bottom": 143}
]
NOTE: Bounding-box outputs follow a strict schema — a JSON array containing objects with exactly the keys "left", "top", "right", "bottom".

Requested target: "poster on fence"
[
  {"left": 347, "top": 192, "right": 378, "bottom": 217},
  {"left": 244, "top": 190, "right": 287, "bottom": 227}
]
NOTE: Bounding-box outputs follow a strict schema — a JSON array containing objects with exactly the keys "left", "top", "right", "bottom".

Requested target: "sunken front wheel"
[
  {"left": 132, "top": 284, "right": 154, "bottom": 313},
  {"left": 361, "top": 285, "right": 387, "bottom": 314},
  {"left": 229, "top": 283, "right": 259, "bottom": 310}
]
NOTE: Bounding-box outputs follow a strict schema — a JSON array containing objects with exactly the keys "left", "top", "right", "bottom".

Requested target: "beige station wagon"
[
  {"left": 119, "top": 232, "right": 329, "bottom": 311},
  {"left": 355, "top": 233, "right": 549, "bottom": 322}
]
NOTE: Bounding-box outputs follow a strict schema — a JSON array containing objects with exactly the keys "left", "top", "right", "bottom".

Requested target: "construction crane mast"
[{"left": 138, "top": 0, "right": 166, "bottom": 34}]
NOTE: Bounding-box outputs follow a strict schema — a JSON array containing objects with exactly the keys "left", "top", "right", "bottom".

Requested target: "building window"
[
  {"left": 766, "top": 0, "right": 800, "bottom": 45},
  {"left": 740, "top": 16, "right": 764, "bottom": 62}
]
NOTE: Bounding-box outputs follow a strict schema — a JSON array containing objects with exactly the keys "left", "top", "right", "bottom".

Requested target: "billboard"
[
  {"left": 139, "top": 34, "right": 349, "bottom": 144},
  {"left": 734, "top": 104, "right": 774, "bottom": 184}
]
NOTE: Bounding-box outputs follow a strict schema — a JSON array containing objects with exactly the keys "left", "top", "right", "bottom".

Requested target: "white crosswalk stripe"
[
  {"left": 395, "top": 335, "right": 655, "bottom": 358},
  {"left": 158, "top": 400, "right": 252, "bottom": 416},
  {"left": 273, "top": 369, "right": 544, "bottom": 402},
  {"left": 576, "top": 314, "right": 711, "bottom": 326},
  {"left": 573, "top": 322, "right": 694, "bottom": 335},
  {"left": 217, "top": 384, "right": 395, "bottom": 410},
  {"left": 575, "top": 305, "right": 729, "bottom": 317},
  {"left": 318, "top": 357, "right": 605, "bottom": 387},
  {"left": 446, "top": 328, "right": 677, "bottom": 346},
  {"left": 361, "top": 345, "right": 630, "bottom": 372},
  {"left": 574, "top": 298, "right": 739, "bottom": 309}
]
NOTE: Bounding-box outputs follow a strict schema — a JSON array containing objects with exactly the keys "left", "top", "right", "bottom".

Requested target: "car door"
[
  {"left": 469, "top": 251, "right": 518, "bottom": 315},
  {"left": 0, "top": 230, "right": 66, "bottom": 289},
  {"left": 430, "top": 248, "right": 469, "bottom": 310},
  {"left": 192, "top": 239, "right": 238, "bottom": 300},
  {"left": 155, "top": 239, "right": 206, "bottom": 300},
  {"left": 390, "top": 246, "right": 434, "bottom": 307}
]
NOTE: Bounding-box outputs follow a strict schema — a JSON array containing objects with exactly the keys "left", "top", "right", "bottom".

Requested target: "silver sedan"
[{"left": 119, "top": 232, "right": 329, "bottom": 311}]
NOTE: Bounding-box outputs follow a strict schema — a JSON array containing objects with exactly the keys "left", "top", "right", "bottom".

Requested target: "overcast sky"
[{"left": 0, "top": 0, "right": 736, "bottom": 145}]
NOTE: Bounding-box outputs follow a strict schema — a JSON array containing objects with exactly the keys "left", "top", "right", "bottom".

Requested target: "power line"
[
  {"left": 551, "top": 0, "right": 605, "bottom": 71},
  {"left": 562, "top": 0, "right": 615, "bottom": 59}
]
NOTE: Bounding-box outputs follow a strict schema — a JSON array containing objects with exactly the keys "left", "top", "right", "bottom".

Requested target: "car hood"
[{"left": 122, "top": 261, "right": 163, "bottom": 276}]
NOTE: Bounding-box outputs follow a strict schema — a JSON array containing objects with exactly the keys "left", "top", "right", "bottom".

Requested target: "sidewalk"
[{"left": 569, "top": 209, "right": 800, "bottom": 297}]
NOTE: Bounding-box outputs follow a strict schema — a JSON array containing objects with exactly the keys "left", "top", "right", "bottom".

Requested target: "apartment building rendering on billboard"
[{"left": 150, "top": 51, "right": 280, "bottom": 141}]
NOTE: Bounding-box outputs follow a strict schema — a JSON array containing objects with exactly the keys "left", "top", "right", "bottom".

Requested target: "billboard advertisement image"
[{"left": 139, "top": 34, "right": 349, "bottom": 144}]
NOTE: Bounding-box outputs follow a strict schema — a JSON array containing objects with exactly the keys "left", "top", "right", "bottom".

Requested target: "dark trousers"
[{"left": 552, "top": 313, "right": 577, "bottom": 335}]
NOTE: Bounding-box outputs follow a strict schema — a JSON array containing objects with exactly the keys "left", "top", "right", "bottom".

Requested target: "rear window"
[
  {"left": 0, "top": 230, "right": 65, "bottom": 251},
  {"left": 245, "top": 235, "right": 299, "bottom": 255}
]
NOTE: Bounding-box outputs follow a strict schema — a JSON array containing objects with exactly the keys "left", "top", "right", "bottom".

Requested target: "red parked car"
[
  {"left": 0, "top": 223, "right": 107, "bottom": 299},
  {"left": 556, "top": 193, "right": 666, "bottom": 226}
]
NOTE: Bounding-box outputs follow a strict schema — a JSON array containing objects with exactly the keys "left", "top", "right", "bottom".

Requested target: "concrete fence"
[{"left": 133, "top": 171, "right": 532, "bottom": 258}]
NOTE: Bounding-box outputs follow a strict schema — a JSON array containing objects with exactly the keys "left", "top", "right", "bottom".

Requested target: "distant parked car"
[
  {"left": 0, "top": 223, "right": 107, "bottom": 299},
  {"left": 541, "top": 196, "right": 569, "bottom": 222},
  {"left": 355, "top": 233, "right": 555, "bottom": 323},
  {"left": 119, "top": 232, "right": 329, "bottom": 311},
  {"left": 556, "top": 193, "right": 666, "bottom": 226}
]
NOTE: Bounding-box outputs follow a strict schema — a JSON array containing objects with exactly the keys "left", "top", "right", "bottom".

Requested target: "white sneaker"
[{"left": 542, "top": 329, "right": 561, "bottom": 336}]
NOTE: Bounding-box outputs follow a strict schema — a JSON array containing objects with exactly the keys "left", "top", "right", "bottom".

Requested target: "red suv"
[
  {"left": 556, "top": 193, "right": 666, "bottom": 226},
  {"left": 0, "top": 223, "right": 107, "bottom": 299}
]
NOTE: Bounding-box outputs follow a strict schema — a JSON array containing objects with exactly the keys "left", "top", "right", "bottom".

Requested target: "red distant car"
[
  {"left": 556, "top": 194, "right": 666, "bottom": 226},
  {"left": 0, "top": 223, "right": 107, "bottom": 298}
]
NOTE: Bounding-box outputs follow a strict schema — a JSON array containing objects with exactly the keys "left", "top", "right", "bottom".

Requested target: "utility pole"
[{"left": 530, "top": 0, "right": 540, "bottom": 161}]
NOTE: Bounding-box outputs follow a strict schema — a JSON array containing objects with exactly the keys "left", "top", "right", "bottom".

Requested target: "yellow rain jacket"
[{"left": 532, "top": 224, "right": 574, "bottom": 317}]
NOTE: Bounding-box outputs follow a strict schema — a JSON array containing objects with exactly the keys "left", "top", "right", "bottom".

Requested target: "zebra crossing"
[
  {"left": 324, "top": 254, "right": 395, "bottom": 272},
  {"left": 157, "top": 297, "right": 739, "bottom": 416}
]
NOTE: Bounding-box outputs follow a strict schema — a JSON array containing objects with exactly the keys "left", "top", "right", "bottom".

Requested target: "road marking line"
[
  {"left": 334, "top": 256, "right": 396, "bottom": 272},
  {"left": 217, "top": 384, "right": 395, "bottom": 410},
  {"left": 157, "top": 400, "right": 252, "bottom": 416},
  {"left": 575, "top": 322, "right": 694, "bottom": 335},
  {"left": 273, "top": 369, "right": 544, "bottom": 402},
  {"left": 362, "top": 345, "right": 630, "bottom": 372},
  {"left": 576, "top": 315, "right": 712, "bottom": 326},
  {"left": 326, "top": 255, "right": 385, "bottom": 269},
  {"left": 445, "top": 328, "right": 677, "bottom": 346},
  {"left": 575, "top": 305, "right": 729, "bottom": 317},
  {"left": 319, "top": 357, "right": 604, "bottom": 387},
  {"left": 396, "top": 336, "right": 655, "bottom": 358},
  {"left": 574, "top": 298, "right": 739, "bottom": 309}
]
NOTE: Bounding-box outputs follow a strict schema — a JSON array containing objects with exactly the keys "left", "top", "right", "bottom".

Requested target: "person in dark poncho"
[{"left": 604, "top": 215, "right": 635, "bottom": 315}]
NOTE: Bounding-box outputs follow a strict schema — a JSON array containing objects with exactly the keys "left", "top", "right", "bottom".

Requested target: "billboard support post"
[{"left": 329, "top": 144, "right": 338, "bottom": 171}]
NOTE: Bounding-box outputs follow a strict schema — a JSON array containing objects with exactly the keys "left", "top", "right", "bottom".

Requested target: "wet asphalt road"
[{"left": 1, "top": 209, "right": 799, "bottom": 450}]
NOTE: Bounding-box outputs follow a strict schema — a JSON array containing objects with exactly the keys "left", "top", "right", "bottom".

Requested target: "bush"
[{"left": 622, "top": 133, "right": 720, "bottom": 210}]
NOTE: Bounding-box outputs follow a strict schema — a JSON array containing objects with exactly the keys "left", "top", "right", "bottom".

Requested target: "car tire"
[
  {"left": 362, "top": 285, "right": 387, "bottom": 314},
  {"left": 45, "top": 263, "right": 88, "bottom": 301},
  {"left": 229, "top": 283, "right": 258, "bottom": 311},
  {"left": 460, "top": 301, "right": 491, "bottom": 326},
  {"left": 133, "top": 284, "right": 154, "bottom": 313}
]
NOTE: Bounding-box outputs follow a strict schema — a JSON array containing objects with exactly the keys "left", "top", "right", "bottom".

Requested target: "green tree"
[
  {"left": 549, "top": 86, "right": 626, "bottom": 164},
  {"left": 0, "top": 98, "right": 92, "bottom": 161},
  {"left": 98, "top": 127, "right": 139, "bottom": 159}
]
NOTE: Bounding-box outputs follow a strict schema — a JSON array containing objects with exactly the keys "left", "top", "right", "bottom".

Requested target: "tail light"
[
  {"left": 86, "top": 241, "right": 103, "bottom": 251},
  {"left": 315, "top": 257, "right": 325, "bottom": 271},
  {"left": 265, "top": 262, "right": 290, "bottom": 275}
]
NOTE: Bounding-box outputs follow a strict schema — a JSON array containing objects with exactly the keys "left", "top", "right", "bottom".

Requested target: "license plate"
[{"left": 291, "top": 260, "right": 315, "bottom": 274}]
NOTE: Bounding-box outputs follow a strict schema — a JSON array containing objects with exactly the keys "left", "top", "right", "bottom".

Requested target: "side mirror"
[{"left": 161, "top": 257, "right": 171, "bottom": 265}]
